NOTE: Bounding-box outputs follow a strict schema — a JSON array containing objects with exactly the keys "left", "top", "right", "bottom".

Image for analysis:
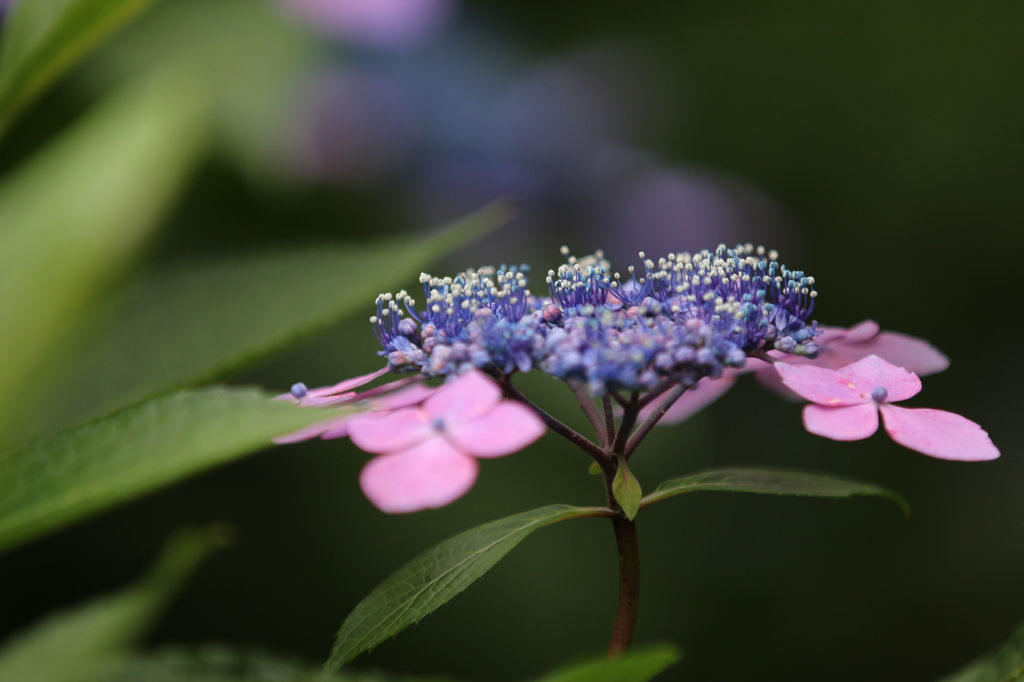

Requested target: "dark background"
[{"left": 2, "top": 1, "right": 1022, "bottom": 680}]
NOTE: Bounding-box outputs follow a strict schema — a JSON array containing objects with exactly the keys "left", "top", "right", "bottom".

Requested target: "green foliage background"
[{"left": 0, "top": 1, "right": 1022, "bottom": 681}]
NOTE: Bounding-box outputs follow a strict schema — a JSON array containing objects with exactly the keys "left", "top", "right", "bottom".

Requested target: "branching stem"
[
  {"left": 498, "top": 378, "right": 608, "bottom": 463},
  {"left": 625, "top": 383, "right": 688, "bottom": 459},
  {"left": 567, "top": 379, "right": 611, "bottom": 448}
]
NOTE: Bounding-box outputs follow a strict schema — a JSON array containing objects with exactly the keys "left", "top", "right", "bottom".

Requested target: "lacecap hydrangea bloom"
[
  {"left": 373, "top": 244, "right": 818, "bottom": 392},
  {"left": 277, "top": 244, "right": 998, "bottom": 513}
]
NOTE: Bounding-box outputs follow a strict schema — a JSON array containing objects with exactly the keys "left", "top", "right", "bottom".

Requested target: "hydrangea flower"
[
  {"left": 373, "top": 244, "right": 819, "bottom": 394},
  {"left": 347, "top": 371, "right": 545, "bottom": 512},
  {"left": 775, "top": 355, "right": 999, "bottom": 461},
  {"left": 275, "top": 244, "right": 997, "bottom": 517},
  {"left": 651, "top": 320, "right": 949, "bottom": 425}
]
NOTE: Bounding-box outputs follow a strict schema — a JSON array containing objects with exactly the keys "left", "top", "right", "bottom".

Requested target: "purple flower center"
[
  {"left": 871, "top": 386, "right": 888, "bottom": 402},
  {"left": 290, "top": 383, "right": 308, "bottom": 399}
]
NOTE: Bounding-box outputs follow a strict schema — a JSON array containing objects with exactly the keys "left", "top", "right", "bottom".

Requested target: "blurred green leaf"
[
  {"left": 0, "top": 526, "right": 224, "bottom": 682},
  {"left": 612, "top": 456, "right": 642, "bottom": 521},
  {"left": 0, "top": 67, "right": 207, "bottom": 441},
  {"left": 326, "top": 504, "right": 600, "bottom": 672},
  {"left": 45, "top": 201, "right": 513, "bottom": 430},
  {"left": 0, "top": 0, "right": 157, "bottom": 132},
  {"left": 935, "top": 621, "right": 1024, "bottom": 682},
  {"left": 531, "top": 643, "right": 681, "bottom": 682},
  {"left": 101, "top": 644, "right": 456, "bottom": 682},
  {"left": 0, "top": 387, "right": 334, "bottom": 554},
  {"left": 640, "top": 468, "right": 908, "bottom": 515},
  {"left": 80, "top": 0, "right": 323, "bottom": 177}
]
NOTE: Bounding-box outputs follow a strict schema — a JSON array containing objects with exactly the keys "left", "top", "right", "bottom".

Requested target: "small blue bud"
[
  {"left": 727, "top": 349, "right": 747, "bottom": 366},
  {"left": 397, "top": 318, "right": 419, "bottom": 337},
  {"left": 775, "top": 336, "right": 797, "bottom": 353},
  {"left": 290, "top": 383, "right": 308, "bottom": 399},
  {"left": 871, "top": 386, "right": 888, "bottom": 402},
  {"left": 801, "top": 342, "right": 820, "bottom": 359}
]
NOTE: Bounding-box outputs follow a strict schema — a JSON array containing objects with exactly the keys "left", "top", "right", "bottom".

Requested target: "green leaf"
[
  {"left": 325, "top": 504, "right": 601, "bottom": 672},
  {"left": 935, "top": 621, "right": 1024, "bottom": 682},
  {"left": 0, "top": 526, "right": 224, "bottom": 682},
  {"left": 44, "top": 201, "right": 512, "bottom": 431},
  {"left": 588, "top": 461, "right": 602, "bottom": 475},
  {"left": 101, "top": 644, "right": 456, "bottom": 682},
  {"left": 612, "top": 456, "right": 642, "bottom": 521},
  {"left": 532, "top": 643, "right": 681, "bottom": 682},
  {"left": 0, "top": 0, "right": 158, "bottom": 132},
  {"left": 640, "top": 468, "right": 909, "bottom": 515},
  {"left": 0, "top": 67, "right": 207, "bottom": 441},
  {"left": 79, "top": 0, "right": 323, "bottom": 177},
  {"left": 0, "top": 387, "right": 335, "bottom": 554}
]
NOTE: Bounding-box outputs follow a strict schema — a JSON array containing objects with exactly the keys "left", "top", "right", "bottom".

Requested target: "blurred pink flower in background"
[
  {"left": 277, "top": 0, "right": 458, "bottom": 50},
  {"left": 776, "top": 355, "right": 998, "bottom": 461}
]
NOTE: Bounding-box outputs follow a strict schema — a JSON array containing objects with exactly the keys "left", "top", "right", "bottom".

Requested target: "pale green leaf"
[
  {"left": 45, "top": 201, "right": 512, "bottom": 431},
  {"left": 532, "top": 643, "right": 681, "bottom": 682},
  {"left": 0, "top": 526, "right": 224, "bottom": 682},
  {"left": 0, "top": 387, "right": 336, "bottom": 554},
  {"left": 612, "top": 456, "right": 642, "bottom": 521},
  {"left": 325, "top": 504, "right": 602, "bottom": 672},
  {"left": 935, "top": 621, "right": 1024, "bottom": 682},
  {"left": 640, "top": 468, "right": 908, "bottom": 515},
  {"left": 79, "top": 0, "right": 323, "bottom": 177},
  {"left": 0, "top": 0, "right": 158, "bottom": 132},
  {"left": 0, "top": 67, "right": 207, "bottom": 441}
]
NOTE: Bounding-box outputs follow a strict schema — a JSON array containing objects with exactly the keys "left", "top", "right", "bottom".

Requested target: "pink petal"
[
  {"left": 880, "top": 404, "right": 1000, "bottom": 461},
  {"left": 813, "top": 326, "right": 852, "bottom": 346},
  {"left": 845, "top": 332, "right": 950, "bottom": 376},
  {"left": 446, "top": 402, "right": 546, "bottom": 458},
  {"left": 646, "top": 375, "right": 738, "bottom": 425},
  {"left": 370, "top": 382, "right": 435, "bottom": 410},
  {"left": 297, "top": 391, "right": 358, "bottom": 407},
  {"left": 320, "top": 418, "right": 352, "bottom": 440},
  {"left": 803, "top": 403, "right": 879, "bottom": 441},
  {"left": 774, "top": 363, "right": 867, "bottom": 406},
  {"left": 753, "top": 367, "right": 804, "bottom": 402},
  {"left": 305, "top": 367, "right": 389, "bottom": 398},
  {"left": 836, "top": 355, "right": 921, "bottom": 402},
  {"left": 273, "top": 417, "right": 347, "bottom": 444},
  {"left": 347, "top": 408, "right": 432, "bottom": 453},
  {"left": 424, "top": 370, "right": 502, "bottom": 427},
  {"left": 843, "top": 319, "right": 881, "bottom": 343},
  {"left": 359, "top": 439, "right": 479, "bottom": 514}
]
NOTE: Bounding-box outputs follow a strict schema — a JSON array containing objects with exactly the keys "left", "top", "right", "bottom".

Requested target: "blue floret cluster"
[{"left": 370, "top": 245, "right": 819, "bottom": 394}]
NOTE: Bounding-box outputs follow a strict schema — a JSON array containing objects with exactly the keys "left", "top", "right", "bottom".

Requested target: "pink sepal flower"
[
  {"left": 757, "top": 320, "right": 949, "bottom": 401},
  {"left": 274, "top": 367, "right": 389, "bottom": 407},
  {"left": 349, "top": 370, "right": 546, "bottom": 513},
  {"left": 272, "top": 382, "right": 435, "bottom": 444},
  {"left": 776, "top": 355, "right": 998, "bottom": 461},
  {"left": 651, "top": 321, "right": 951, "bottom": 427}
]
